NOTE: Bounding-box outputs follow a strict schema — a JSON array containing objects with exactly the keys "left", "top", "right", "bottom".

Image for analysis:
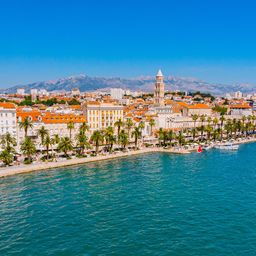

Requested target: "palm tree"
[
  {"left": 80, "top": 122, "right": 89, "bottom": 134},
  {"left": 76, "top": 131, "right": 90, "bottom": 155},
  {"left": 212, "top": 129, "right": 220, "bottom": 141},
  {"left": 53, "top": 134, "right": 60, "bottom": 145},
  {"left": 114, "top": 119, "right": 123, "bottom": 138},
  {"left": 0, "top": 149, "right": 13, "bottom": 166},
  {"left": 108, "top": 135, "right": 116, "bottom": 152},
  {"left": 43, "top": 134, "right": 52, "bottom": 160},
  {"left": 158, "top": 128, "right": 169, "bottom": 147},
  {"left": 125, "top": 118, "right": 133, "bottom": 138},
  {"left": 205, "top": 125, "right": 213, "bottom": 141},
  {"left": 67, "top": 121, "right": 75, "bottom": 139},
  {"left": 200, "top": 115, "right": 206, "bottom": 125},
  {"left": 138, "top": 121, "right": 145, "bottom": 144},
  {"left": 213, "top": 117, "right": 219, "bottom": 130},
  {"left": 20, "top": 137, "right": 36, "bottom": 163},
  {"left": 57, "top": 137, "right": 73, "bottom": 157},
  {"left": 207, "top": 116, "right": 212, "bottom": 125},
  {"left": 167, "top": 129, "right": 175, "bottom": 146},
  {"left": 198, "top": 125, "right": 205, "bottom": 141},
  {"left": 104, "top": 127, "right": 115, "bottom": 152},
  {"left": 177, "top": 131, "right": 185, "bottom": 146},
  {"left": 37, "top": 126, "right": 49, "bottom": 150},
  {"left": 219, "top": 115, "right": 225, "bottom": 140},
  {"left": 192, "top": 114, "right": 199, "bottom": 128},
  {"left": 225, "top": 120, "right": 232, "bottom": 139},
  {"left": 19, "top": 117, "right": 33, "bottom": 137},
  {"left": 1, "top": 132, "right": 16, "bottom": 152},
  {"left": 138, "top": 121, "right": 145, "bottom": 131},
  {"left": 119, "top": 130, "right": 129, "bottom": 149},
  {"left": 190, "top": 128, "right": 198, "bottom": 141},
  {"left": 149, "top": 119, "right": 156, "bottom": 136},
  {"left": 90, "top": 130, "right": 104, "bottom": 154},
  {"left": 132, "top": 127, "right": 142, "bottom": 149}
]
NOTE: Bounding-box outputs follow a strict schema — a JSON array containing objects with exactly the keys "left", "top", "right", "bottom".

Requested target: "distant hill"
[{"left": 2, "top": 74, "right": 256, "bottom": 95}]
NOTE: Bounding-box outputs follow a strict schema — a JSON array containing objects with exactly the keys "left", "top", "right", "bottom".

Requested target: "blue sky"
[{"left": 1, "top": 0, "right": 256, "bottom": 88}]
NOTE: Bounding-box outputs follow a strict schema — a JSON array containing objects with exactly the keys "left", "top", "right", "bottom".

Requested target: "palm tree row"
[
  {"left": 13, "top": 117, "right": 150, "bottom": 164},
  {"left": 157, "top": 114, "right": 256, "bottom": 148}
]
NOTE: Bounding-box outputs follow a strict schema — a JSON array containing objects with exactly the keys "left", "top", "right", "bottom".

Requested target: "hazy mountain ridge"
[{"left": 2, "top": 74, "right": 256, "bottom": 95}]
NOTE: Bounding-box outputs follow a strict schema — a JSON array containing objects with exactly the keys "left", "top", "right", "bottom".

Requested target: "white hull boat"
[{"left": 215, "top": 144, "right": 239, "bottom": 150}]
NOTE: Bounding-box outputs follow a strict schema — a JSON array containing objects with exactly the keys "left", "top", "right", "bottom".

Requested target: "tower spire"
[
  {"left": 156, "top": 69, "right": 163, "bottom": 77},
  {"left": 154, "top": 70, "right": 165, "bottom": 106}
]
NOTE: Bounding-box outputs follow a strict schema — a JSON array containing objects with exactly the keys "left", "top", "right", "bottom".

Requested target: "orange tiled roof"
[
  {"left": 17, "top": 109, "right": 41, "bottom": 122},
  {"left": 42, "top": 113, "right": 86, "bottom": 124},
  {"left": 185, "top": 103, "right": 211, "bottom": 109},
  {"left": 0, "top": 102, "right": 16, "bottom": 109},
  {"left": 230, "top": 104, "right": 252, "bottom": 109}
]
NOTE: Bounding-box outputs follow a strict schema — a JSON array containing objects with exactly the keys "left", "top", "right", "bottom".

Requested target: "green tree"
[
  {"left": 132, "top": 127, "right": 142, "bottom": 149},
  {"left": 104, "top": 127, "right": 116, "bottom": 152},
  {"left": 90, "top": 130, "right": 104, "bottom": 154},
  {"left": 220, "top": 115, "right": 225, "bottom": 140},
  {"left": 37, "top": 126, "right": 49, "bottom": 149},
  {"left": 53, "top": 134, "right": 60, "bottom": 145},
  {"left": 192, "top": 114, "right": 199, "bottom": 128},
  {"left": 114, "top": 119, "right": 123, "bottom": 138},
  {"left": 19, "top": 117, "right": 33, "bottom": 137},
  {"left": 149, "top": 118, "right": 156, "bottom": 136},
  {"left": 76, "top": 131, "right": 90, "bottom": 155},
  {"left": 0, "top": 132, "right": 16, "bottom": 152},
  {"left": 177, "top": 131, "right": 185, "bottom": 146},
  {"left": 125, "top": 118, "right": 133, "bottom": 138},
  {"left": 43, "top": 134, "right": 52, "bottom": 160},
  {"left": 80, "top": 122, "right": 89, "bottom": 134},
  {"left": 57, "top": 137, "right": 73, "bottom": 157},
  {"left": 20, "top": 137, "right": 36, "bottom": 163},
  {"left": 167, "top": 129, "right": 175, "bottom": 146},
  {"left": 0, "top": 149, "right": 14, "bottom": 166},
  {"left": 67, "top": 121, "right": 75, "bottom": 139},
  {"left": 119, "top": 130, "right": 129, "bottom": 149}
]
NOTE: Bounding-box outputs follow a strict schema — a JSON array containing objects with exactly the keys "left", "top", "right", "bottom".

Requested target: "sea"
[{"left": 1, "top": 143, "right": 256, "bottom": 256}]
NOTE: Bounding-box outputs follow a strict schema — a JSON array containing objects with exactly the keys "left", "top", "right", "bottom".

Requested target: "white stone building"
[{"left": 0, "top": 102, "right": 17, "bottom": 139}]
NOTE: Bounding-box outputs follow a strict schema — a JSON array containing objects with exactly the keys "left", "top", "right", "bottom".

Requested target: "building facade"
[
  {"left": 83, "top": 102, "right": 123, "bottom": 130},
  {"left": 0, "top": 102, "right": 17, "bottom": 138}
]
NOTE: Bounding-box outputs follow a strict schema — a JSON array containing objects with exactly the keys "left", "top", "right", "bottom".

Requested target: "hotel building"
[{"left": 83, "top": 102, "right": 123, "bottom": 130}]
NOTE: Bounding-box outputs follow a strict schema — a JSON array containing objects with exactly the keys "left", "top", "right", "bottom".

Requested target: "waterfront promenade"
[
  {"left": 1, "top": 137, "right": 256, "bottom": 179},
  {"left": 0, "top": 147, "right": 190, "bottom": 178}
]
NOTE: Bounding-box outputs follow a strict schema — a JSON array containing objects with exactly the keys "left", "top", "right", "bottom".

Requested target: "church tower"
[{"left": 154, "top": 69, "right": 165, "bottom": 106}]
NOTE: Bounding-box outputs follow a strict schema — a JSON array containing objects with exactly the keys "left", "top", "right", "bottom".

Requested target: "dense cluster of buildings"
[{"left": 0, "top": 70, "right": 256, "bottom": 152}]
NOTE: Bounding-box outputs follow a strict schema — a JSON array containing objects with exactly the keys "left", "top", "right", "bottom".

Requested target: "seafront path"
[
  {"left": 0, "top": 147, "right": 190, "bottom": 178},
  {"left": 1, "top": 137, "right": 256, "bottom": 179}
]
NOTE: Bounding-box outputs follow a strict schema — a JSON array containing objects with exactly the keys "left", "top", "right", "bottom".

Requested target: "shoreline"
[
  {"left": 0, "top": 138, "right": 255, "bottom": 179},
  {"left": 0, "top": 147, "right": 189, "bottom": 179}
]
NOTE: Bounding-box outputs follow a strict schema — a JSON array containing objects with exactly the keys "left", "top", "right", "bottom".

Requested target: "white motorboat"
[{"left": 215, "top": 143, "right": 239, "bottom": 150}]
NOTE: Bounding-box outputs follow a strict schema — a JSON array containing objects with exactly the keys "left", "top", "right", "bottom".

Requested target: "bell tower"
[{"left": 154, "top": 69, "right": 165, "bottom": 106}]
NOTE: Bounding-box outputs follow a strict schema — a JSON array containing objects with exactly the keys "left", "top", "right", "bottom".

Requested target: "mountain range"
[{"left": 2, "top": 74, "right": 256, "bottom": 96}]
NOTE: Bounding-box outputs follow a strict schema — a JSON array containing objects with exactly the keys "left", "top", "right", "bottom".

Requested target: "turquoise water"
[{"left": 1, "top": 144, "right": 256, "bottom": 255}]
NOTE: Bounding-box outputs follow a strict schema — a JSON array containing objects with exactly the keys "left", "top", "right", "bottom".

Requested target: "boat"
[
  {"left": 215, "top": 143, "right": 239, "bottom": 150},
  {"left": 203, "top": 145, "right": 212, "bottom": 150}
]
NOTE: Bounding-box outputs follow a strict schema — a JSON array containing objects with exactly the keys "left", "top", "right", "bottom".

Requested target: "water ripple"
[{"left": 1, "top": 144, "right": 256, "bottom": 255}]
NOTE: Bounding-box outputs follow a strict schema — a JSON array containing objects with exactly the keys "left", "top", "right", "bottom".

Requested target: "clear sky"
[{"left": 1, "top": 0, "right": 256, "bottom": 88}]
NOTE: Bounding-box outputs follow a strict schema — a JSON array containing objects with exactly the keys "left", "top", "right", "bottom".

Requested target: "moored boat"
[{"left": 215, "top": 143, "right": 239, "bottom": 150}]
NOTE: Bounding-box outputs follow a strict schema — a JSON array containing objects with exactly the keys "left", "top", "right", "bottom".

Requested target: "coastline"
[
  {"left": 0, "top": 138, "right": 255, "bottom": 179},
  {"left": 0, "top": 147, "right": 189, "bottom": 179}
]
